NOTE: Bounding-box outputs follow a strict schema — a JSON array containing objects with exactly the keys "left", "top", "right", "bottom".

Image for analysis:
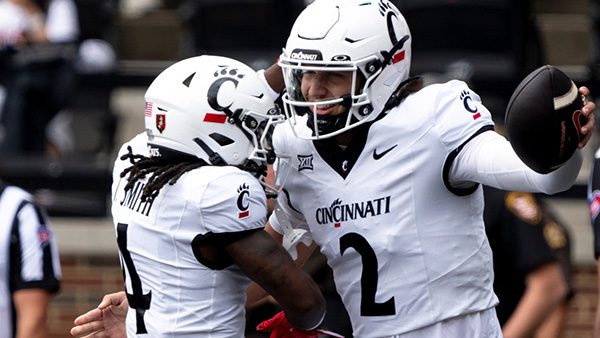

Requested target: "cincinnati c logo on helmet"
[
  {"left": 207, "top": 67, "right": 246, "bottom": 113},
  {"left": 237, "top": 183, "right": 250, "bottom": 219},
  {"left": 378, "top": 0, "right": 399, "bottom": 43},
  {"left": 378, "top": 0, "right": 407, "bottom": 65}
]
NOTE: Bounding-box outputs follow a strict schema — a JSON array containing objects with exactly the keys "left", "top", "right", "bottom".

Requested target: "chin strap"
[
  {"left": 193, "top": 137, "right": 227, "bottom": 166},
  {"left": 366, "top": 34, "right": 410, "bottom": 78},
  {"left": 381, "top": 34, "right": 410, "bottom": 68},
  {"left": 238, "top": 159, "right": 267, "bottom": 180},
  {"left": 305, "top": 94, "right": 355, "bottom": 136},
  {"left": 193, "top": 138, "right": 270, "bottom": 194}
]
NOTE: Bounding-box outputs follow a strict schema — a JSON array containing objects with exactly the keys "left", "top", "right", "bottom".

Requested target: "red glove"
[{"left": 256, "top": 311, "right": 319, "bottom": 338}]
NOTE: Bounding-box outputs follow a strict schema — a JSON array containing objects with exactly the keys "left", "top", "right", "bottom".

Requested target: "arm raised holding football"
[
  {"left": 449, "top": 66, "right": 596, "bottom": 196},
  {"left": 505, "top": 65, "right": 595, "bottom": 174}
]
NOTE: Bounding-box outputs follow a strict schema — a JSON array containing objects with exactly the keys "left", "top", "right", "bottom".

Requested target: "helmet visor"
[{"left": 280, "top": 61, "right": 358, "bottom": 104}]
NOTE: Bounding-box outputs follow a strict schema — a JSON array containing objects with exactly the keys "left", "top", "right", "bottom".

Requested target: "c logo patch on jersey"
[
  {"left": 460, "top": 90, "right": 481, "bottom": 120},
  {"left": 237, "top": 183, "right": 250, "bottom": 219},
  {"left": 505, "top": 192, "right": 542, "bottom": 225}
]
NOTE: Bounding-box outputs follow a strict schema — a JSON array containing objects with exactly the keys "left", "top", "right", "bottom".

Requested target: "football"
[{"left": 504, "top": 65, "right": 585, "bottom": 174}]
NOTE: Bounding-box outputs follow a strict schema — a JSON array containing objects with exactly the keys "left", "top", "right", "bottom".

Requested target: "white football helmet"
[
  {"left": 144, "top": 55, "right": 284, "bottom": 183},
  {"left": 278, "top": 0, "right": 411, "bottom": 139}
]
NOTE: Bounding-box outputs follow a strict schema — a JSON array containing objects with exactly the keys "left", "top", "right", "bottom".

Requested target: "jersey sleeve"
[
  {"left": 9, "top": 192, "right": 61, "bottom": 294},
  {"left": 588, "top": 147, "right": 600, "bottom": 258},
  {"left": 200, "top": 170, "right": 267, "bottom": 234},
  {"left": 433, "top": 80, "right": 495, "bottom": 152},
  {"left": 256, "top": 69, "right": 282, "bottom": 102},
  {"left": 272, "top": 120, "right": 289, "bottom": 156}
]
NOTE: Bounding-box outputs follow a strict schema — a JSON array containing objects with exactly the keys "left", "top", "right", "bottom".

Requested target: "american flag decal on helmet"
[{"left": 145, "top": 102, "right": 153, "bottom": 117}]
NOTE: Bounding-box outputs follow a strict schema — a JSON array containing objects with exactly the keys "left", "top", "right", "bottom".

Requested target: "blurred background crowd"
[{"left": 0, "top": 0, "right": 599, "bottom": 337}]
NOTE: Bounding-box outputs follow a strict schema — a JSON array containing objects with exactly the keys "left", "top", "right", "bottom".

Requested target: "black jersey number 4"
[{"left": 117, "top": 223, "right": 152, "bottom": 334}]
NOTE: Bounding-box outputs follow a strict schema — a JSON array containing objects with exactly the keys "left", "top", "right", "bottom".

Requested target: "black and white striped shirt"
[{"left": 0, "top": 182, "right": 61, "bottom": 338}]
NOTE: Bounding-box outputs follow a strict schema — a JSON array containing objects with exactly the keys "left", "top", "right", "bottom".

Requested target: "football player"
[
  {"left": 249, "top": 0, "right": 596, "bottom": 337},
  {"left": 70, "top": 55, "right": 326, "bottom": 337}
]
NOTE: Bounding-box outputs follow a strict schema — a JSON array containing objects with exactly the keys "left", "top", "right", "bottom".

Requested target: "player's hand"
[
  {"left": 257, "top": 311, "right": 319, "bottom": 338},
  {"left": 70, "top": 291, "right": 128, "bottom": 338},
  {"left": 578, "top": 86, "right": 596, "bottom": 148}
]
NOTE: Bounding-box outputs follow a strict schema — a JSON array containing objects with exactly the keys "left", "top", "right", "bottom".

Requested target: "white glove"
[{"left": 275, "top": 203, "right": 312, "bottom": 260}]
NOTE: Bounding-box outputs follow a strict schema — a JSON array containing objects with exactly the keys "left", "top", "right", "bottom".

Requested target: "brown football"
[{"left": 504, "top": 65, "right": 585, "bottom": 174}]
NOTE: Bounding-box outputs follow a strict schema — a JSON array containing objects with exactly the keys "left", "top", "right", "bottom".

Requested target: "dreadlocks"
[{"left": 119, "top": 146, "right": 207, "bottom": 202}]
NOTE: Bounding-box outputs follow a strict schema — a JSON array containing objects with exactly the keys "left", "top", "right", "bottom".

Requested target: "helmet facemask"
[
  {"left": 279, "top": 56, "right": 374, "bottom": 139},
  {"left": 236, "top": 107, "right": 285, "bottom": 186}
]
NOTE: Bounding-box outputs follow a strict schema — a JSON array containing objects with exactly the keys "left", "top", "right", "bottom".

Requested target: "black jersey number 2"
[
  {"left": 117, "top": 223, "right": 152, "bottom": 334},
  {"left": 340, "top": 232, "right": 395, "bottom": 316}
]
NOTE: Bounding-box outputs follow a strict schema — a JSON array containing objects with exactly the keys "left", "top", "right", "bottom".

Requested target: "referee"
[{"left": 0, "top": 179, "right": 61, "bottom": 338}]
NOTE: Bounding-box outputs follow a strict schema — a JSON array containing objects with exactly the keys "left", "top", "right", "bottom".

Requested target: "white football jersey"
[
  {"left": 270, "top": 80, "right": 499, "bottom": 337},
  {"left": 112, "top": 133, "right": 267, "bottom": 337}
]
